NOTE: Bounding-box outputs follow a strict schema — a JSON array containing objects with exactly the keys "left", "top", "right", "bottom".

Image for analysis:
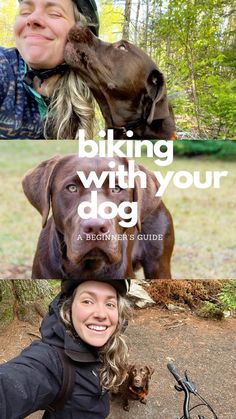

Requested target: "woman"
[
  {"left": 0, "top": 0, "right": 99, "bottom": 139},
  {"left": 0, "top": 279, "right": 131, "bottom": 418}
]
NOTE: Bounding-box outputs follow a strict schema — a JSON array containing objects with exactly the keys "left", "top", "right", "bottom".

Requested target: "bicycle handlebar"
[
  {"left": 167, "top": 362, "right": 183, "bottom": 384},
  {"left": 167, "top": 363, "right": 219, "bottom": 419}
]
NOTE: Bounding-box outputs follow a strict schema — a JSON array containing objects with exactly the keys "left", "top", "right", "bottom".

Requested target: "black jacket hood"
[
  {"left": 0, "top": 293, "right": 109, "bottom": 418},
  {"left": 40, "top": 293, "right": 100, "bottom": 363}
]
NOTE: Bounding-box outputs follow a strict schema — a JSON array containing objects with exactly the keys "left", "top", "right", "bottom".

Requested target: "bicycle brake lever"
[
  {"left": 174, "top": 384, "right": 183, "bottom": 392},
  {"left": 184, "top": 370, "right": 197, "bottom": 394},
  {"left": 184, "top": 370, "right": 189, "bottom": 381}
]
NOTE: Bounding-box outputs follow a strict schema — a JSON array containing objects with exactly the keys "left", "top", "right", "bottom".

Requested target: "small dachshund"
[{"left": 120, "top": 364, "right": 155, "bottom": 411}]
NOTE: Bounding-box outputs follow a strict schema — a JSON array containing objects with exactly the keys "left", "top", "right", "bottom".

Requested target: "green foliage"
[
  {"left": 198, "top": 301, "right": 225, "bottom": 320},
  {"left": 173, "top": 140, "right": 236, "bottom": 160},
  {"left": 198, "top": 281, "right": 236, "bottom": 319},
  {"left": 130, "top": 0, "right": 236, "bottom": 138},
  {"left": 0, "top": 281, "right": 14, "bottom": 328},
  {"left": 219, "top": 281, "right": 236, "bottom": 310},
  {"left": 200, "top": 77, "right": 236, "bottom": 139},
  {"left": 99, "top": 0, "right": 124, "bottom": 42},
  {"left": 0, "top": 304, "right": 14, "bottom": 328}
]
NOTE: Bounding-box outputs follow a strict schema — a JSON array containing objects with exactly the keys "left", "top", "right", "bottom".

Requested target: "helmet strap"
[{"left": 23, "top": 63, "right": 69, "bottom": 88}]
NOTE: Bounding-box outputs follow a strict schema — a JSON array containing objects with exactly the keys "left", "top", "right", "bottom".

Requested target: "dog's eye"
[
  {"left": 117, "top": 43, "right": 128, "bottom": 52},
  {"left": 111, "top": 185, "right": 122, "bottom": 193},
  {"left": 67, "top": 184, "right": 77, "bottom": 193}
]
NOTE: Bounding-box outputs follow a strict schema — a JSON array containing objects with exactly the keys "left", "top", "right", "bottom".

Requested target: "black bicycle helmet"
[
  {"left": 73, "top": 0, "right": 99, "bottom": 35},
  {"left": 61, "top": 279, "right": 130, "bottom": 297}
]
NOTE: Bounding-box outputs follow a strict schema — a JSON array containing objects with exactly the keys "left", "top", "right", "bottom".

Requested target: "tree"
[
  {"left": 99, "top": 0, "right": 124, "bottom": 42},
  {"left": 0, "top": 280, "right": 58, "bottom": 329},
  {"left": 143, "top": 0, "right": 236, "bottom": 138},
  {"left": 134, "top": 0, "right": 141, "bottom": 44},
  {"left": 0, "top": 0, "right": 18, "bottom": 46},
  {"left": 122, "top": 0, "right": 132, "bottom": 39}
]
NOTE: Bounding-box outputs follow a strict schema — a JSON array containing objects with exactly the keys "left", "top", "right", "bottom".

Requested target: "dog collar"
[
  {"left": 128, "top": 386, "right": 147, "bottom": 398},
  {"left": 111, "top": 118, "right": 146, "bottom": 137}
]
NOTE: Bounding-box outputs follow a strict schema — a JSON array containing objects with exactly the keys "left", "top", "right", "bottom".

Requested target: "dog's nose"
[
  {"left": 81, "top": 218, "right": 110, "bottom": 237},
  {"left": 134, "top": 377, "right": 142, "bottom": 386}
]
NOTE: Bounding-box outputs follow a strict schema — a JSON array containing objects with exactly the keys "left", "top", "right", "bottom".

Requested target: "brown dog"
[
  {"left": 119, "top": 365, "right": 155, "bottom": 411},
  {"left": 22, "top": 155, "right": 174, "bottom": 279},
  {"left": 64, "top": 23, "right": 176, "bottom": 140}
]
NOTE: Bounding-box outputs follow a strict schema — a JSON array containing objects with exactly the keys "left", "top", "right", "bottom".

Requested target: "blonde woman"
[
  {"left": 0, "top": 0, "right": 98, "bottom": 139},
  {"left": 0, "top": 279, "right": 131, "bottom": 418}
]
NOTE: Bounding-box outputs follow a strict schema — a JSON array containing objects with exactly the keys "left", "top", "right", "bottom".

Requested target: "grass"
[
  {"left": 0, "top": 141, "right": 78, "bottom": 268},
  {"left": 0, "top": 140, "right": 235, "bottom": 279},
  {"left": 140, "top": 155, "right": 236, "bottom": 279}
]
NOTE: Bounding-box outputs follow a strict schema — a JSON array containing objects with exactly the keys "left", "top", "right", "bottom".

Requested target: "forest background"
[{"left": 0, "top": 0, "right": 235, "bottom": 139}]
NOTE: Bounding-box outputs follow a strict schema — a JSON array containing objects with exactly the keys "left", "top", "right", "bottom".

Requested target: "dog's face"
[
  {"left": 64, "top": 23, "right": 170, "bottom": 127},
  {"left": 50, "top": 156, "right": 133, "bottom": 265},
  {"left": 23, "top": 155, "right": 161, "bottom": 270},
  {"left": 128, "top": 365, "right": 154, "bottom": 390}
]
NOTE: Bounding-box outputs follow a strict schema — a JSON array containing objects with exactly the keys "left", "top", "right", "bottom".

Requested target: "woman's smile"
[
  {"left": 87, "top": 324, "right": 108, "bottom": 332},
  {"left": 24, "top": 33, "right": 54, "bottom": 40},
  {"left": 14, "top": 0, "right": 75, "bottom": 69}
]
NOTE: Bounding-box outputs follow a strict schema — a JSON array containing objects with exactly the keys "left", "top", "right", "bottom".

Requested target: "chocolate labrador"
[
  {"left": 118, "top": 364, "right": 155, "bottom": 411},
  {"left": 22, "top": 155, "right": 174, "bottom": 279},
  {"left": 64, "top": 23, "right": 176, "bottom": 140}
]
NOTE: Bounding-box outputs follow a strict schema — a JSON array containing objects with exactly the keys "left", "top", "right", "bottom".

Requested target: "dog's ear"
[
  {"left": 133, "top": 163, "right": 161, "bottom": 228},
  {"left": 128, "top": 365, "right": 135, "bottom": 373},
  {"left": 127, "top": 365, "right": 135, "bottom": 384},
  {"left": 133, "top": 178, "right": 142, "bottom": 232},
  {"left": 22, "top": 155, "right": 61, "bottom": 228},
  {"left": 146, "top": 366, "right": 155, "bottom": 378},
  {"left": 146, "top": 69, "right": 170, "bottom": 124}
]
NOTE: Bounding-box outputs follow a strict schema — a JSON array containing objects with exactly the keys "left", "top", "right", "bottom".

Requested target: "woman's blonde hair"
[
  {"left": 60, "top": 287, "right": 132, "bottom": 391},
  {"left": 44, "top": 5, "right": 95, "bottom": 139}
]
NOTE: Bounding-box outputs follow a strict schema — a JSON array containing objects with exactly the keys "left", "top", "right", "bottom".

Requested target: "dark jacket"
[
  {"left": 0, "top": 47, "right": 46, "bottom": 139},
  {"left": 0, "top": 294, "right": 109, "bottom": 419}
]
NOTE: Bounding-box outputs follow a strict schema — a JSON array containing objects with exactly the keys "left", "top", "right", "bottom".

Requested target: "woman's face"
[
  {"left": 71, "top": 281, "right": 119, "bottom": 347},
  {"left": 14, "top": 0, "right": 75, "bottom": 69}
]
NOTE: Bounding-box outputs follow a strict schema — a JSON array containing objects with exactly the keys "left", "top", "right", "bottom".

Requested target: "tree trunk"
[
  {"left": 144, "top": 0, "right": 150, "bottom": 52},
  {"left": 0, "top": 280, "right": 56, "bottom": 328},
  {"left": 122, "top": 0, "right": 132, "bottom": 40},
  {"left": 134, "top": 0, "right": 141, "bottom": 45},
  {"left": 187, "top": 45, "right": 202, "bottom": 136}
]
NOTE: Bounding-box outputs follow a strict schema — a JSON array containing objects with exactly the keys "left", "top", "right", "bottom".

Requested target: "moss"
[
  {"left": 0, "top": 304, "right": 14, "bottom": 329},
  {"left": 197, "top": 301, "right": 225, "bottom": 320},
  {"left": 17, "top": 303, "right": 40, "bottom": 325},
  {"left": 0, "top": 280, "right": 14, "bottom": 302}
]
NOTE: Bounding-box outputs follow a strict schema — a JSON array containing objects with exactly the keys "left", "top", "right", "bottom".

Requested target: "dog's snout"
[
  {"left": 68, "top": 22, "right": 94, "bottom": 45},
  {"left": 82, "top": 218, "right": 110, "bottom": 237},
  {"left": 134, "top": 376, "right": 142, "bottom": 386}
]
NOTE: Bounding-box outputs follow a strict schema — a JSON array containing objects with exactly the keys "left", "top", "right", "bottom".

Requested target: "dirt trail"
[{"left": 0, "top": 308, "right": 235, "bottom": 419}]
